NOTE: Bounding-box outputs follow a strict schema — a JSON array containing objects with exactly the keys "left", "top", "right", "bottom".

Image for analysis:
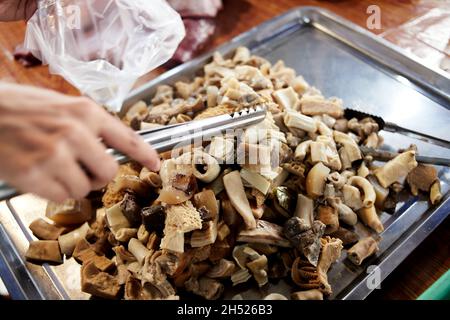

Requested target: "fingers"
[
  {"left": 61, "top": 121, "right": 118, "bottom": 190},
  {"left": 79, "top": 148, "right": 119, "bottom": 191},
  {"left": 97, "top": 112, "right": 161, "bottom": 171},
  {"left": 15, "top": 169, "right": 69, "bottom": 203},
  {"left": 67, "top": 98, "right": 160, "bottom": 172},
  {"left": 43, "top": 141, "right": 92, "bottom": 200},
  {"left": 51, "top": 158, "right": 92, "bottom": 200},
  {"left": 1, "top": 92, "right": 160, "bottom": 204},
  {"left": 34, "top": 179, "right": 70, "bottom": 203}
]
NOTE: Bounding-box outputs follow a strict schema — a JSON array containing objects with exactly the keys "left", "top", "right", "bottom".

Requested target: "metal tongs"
[
  {"left": 344, "top": 109, "right": 450, "bottom": 149},
  {"left": 360, "top": 146, "right": 450, "bottom": 167},
  {"left": 345, "top": 108, "right": 450, "bottom": 166},
  {"left": 0, "top": 107, "right": 267, "bottom": 201}
]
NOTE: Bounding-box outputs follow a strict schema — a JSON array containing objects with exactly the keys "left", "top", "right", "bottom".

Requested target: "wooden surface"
[{"left": 0, "top": 0, "right": 449, "bottom": 300}]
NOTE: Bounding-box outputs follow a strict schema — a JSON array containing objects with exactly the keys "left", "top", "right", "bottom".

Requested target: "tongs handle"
[
  {"left": 344, "top": 108, "right": 450, "bottom": 149},
  {"left": 360, "top": 146, "right": 450, "bottom": 167},
  {"left": 384, "top": 122, "right": 450, "bottom": 150},
  {"left": 108, "top": 107, "right": 266, "bottom": 164},
  {"left": 0, "top": 183, "right": 18, "bottom": 201},
  {"left": 0, "top": 107, "right": 267, "bottom": 201}
]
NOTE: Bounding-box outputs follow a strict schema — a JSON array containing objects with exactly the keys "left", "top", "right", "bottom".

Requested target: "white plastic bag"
[{"left": 24, "top": 0, "right": 185, "bottom": 112}]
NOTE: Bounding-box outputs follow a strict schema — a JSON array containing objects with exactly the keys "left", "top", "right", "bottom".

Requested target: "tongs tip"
[{"left": 232, "top": 105, "right": 267, "bottom": 118}]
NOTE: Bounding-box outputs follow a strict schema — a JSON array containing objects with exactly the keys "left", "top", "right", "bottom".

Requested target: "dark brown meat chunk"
[
  {"left": 284, "top": 217, "right": 310, "bottom": 239},
  {"left": 120, "top": 192, "right": 141, "bottom": 227},
  {"left": 329, "top": 227, "right": 359, "bottom": 246},
  {"left": 283, "top": 218, "right": 325, "bottom": 267},
  {"left": 141, "top": 205, "right": 166, "bottom": 237},
  {"left": 407, "top": 164, "right": 438, "bottom": 193}
]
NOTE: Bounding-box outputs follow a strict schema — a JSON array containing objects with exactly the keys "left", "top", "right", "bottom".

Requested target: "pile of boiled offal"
[{"left": 25, "top": 47, "right": 442, "bottom": 300}]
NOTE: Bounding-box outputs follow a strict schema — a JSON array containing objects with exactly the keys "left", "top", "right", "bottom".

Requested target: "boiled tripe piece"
[
  {"left": 284, "top": 110, "right": 317, "bottom": 133},
  {"left": 139, "top": 167, "right": 162, "bottom": 188},
  {"left": 342, "top": 184, "right": 363, "bottom": 211},
  {"left": 46, "top": 199, "right": 92, "bottom": 226},
  {"left": 158, "top": 158, "right": 197, "bottom": 205},
  {"left": 190, "top": 151, "right": 221, "bottom": 183},
  {"left": 207, "top": 136, "right": 234, "bottom": 162},
  {"left": 58, "top": 222, "right": 91, "bottom": 256},
  {"left": 291, "top": 289, "right": 324, "bottom": 300},
  {"left": 357, "top": 205, "right": 384, "bottom": 233},
  {"left": 313, "top": 135, "right": 342, "bottom": 170},
  {"left": 240, "top": 168, "right": 271, "bottom": 195},
  {"left": 160, "top": 200, "right": 202, "bottom": 253},
  {"left": 367, "top": 175, "right": 389, "bottom": 209},
  {"left": 115, "top": 228, "right": 137, "bottom": 242},
  {"left": 206, "top": 259, "right": 236, "bottom": 278},
  {"left": 316, "top": 237, "right": 343, "bottom": 295},
  {"left": 193, "top": 189, "right": 219, "bottom": 220},
  {"left": 306, "top": 162, "right": 330, "bottom": 198},
  {"left": 223, "top": 170, "right": 256, "bottom": 229},
  {"left": 106, "top": 202, "right": 130, "bottom": 234},
  {"left": 294, "top": 140, "right": 312, "bottom": 161},
  {"left": 29, "top": 218, "right": 66, "bottom": 241},
  {"left": 430, "top": 180, "right": 442, "bottom": 205},
  {"left": 347, "top": 176, "right": 376, "bottom": 208},
  {"left": 317, "top": 205, "right": 339, "bottom": 234},
  {"left": 237, "top": 220, "right": 290, "bottom": 247},
  {"left": 327, "top": 197, "right": 357, "bottom": 226},
  {"left": 333, "top": 130, "right": 362, "bottom": 163},
  {"left": 347, "top": 237, "right": 379, "bottom": 265},
  {"left": 128, "top": 238, "right": 150, "bottom": 264},
  {"left": 81, "top": 262, "right": 121, "bottom": 299},
  {"left": 191, "top": 220, "right": 218, "bottom": 247},
  {"left": 294, "top": 194, "right": 314, "bottom": 228},
  {"left": 375, "top": 150, "right": 418, "bottom": 188},
  {"left": 300, "top": 95, "right": 344, "bottom": 118},
  {"left": 273, "top": 87, "right": 300, "bottom": 110},
  {"left": 25, "top": 240, "right": 62, "bottom": 264}
]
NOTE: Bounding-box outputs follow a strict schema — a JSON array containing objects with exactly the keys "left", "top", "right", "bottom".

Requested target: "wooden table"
[{"left": 0, "top": 0, "right": 449, "bottom": 300}]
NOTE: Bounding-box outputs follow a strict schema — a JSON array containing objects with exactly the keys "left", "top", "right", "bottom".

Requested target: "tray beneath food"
[{"left": 1, "top": 6, "right": 449, "bottom": 300}]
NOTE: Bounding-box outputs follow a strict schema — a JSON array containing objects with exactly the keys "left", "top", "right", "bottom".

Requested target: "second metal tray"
[{"left": 1, "top": 6, "right": 449, "bottom": 300}]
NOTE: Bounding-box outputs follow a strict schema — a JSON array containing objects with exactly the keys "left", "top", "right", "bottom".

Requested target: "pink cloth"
[
  {"left": 169, "top": 0, "right": 223, "bottom": 63},
  {"left": 171, "top": 19, "right": 216, "bottom": 63},
  {"left": 167, "top": 0, "right": 222, "bottom": 18}
]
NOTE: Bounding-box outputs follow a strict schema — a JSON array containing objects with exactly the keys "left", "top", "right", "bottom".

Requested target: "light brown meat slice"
[{"left": 237, "top": 220, "right": 291, "bottom": 247}]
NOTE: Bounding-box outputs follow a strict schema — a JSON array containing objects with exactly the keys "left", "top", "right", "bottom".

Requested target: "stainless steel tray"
[{"left": 1, "top": 6, "right": 449, "bottom": 300}]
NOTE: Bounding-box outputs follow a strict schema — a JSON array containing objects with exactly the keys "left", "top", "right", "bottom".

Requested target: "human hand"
[{"left": 0, "top": 82, "right": 160, "bottom": 202}]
